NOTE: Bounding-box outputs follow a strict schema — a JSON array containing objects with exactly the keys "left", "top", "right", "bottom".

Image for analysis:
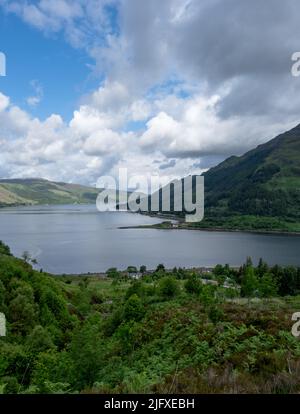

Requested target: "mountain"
[
  {"left": 197, "top": 123, "right": 300, "bottom": 231},
  {"left": 2, "top": 123, "right": 299, "bottom": 231},
  {"left": 0, "top": 178, "right": 100, "bottom": 207},
  {"left": 146, "top": 124, "right": 300, "bottom": 232}
]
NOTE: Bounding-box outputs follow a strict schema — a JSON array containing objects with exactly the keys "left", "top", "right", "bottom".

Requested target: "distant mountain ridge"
[{"left": 0, "top": 178, "right": 100, "bottom": 207}]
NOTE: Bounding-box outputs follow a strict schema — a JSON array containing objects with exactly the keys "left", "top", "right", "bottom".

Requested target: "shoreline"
[
  {"left": 2, "top": 203, "right": 299, "bottom": 236},
  {"left": 53, "top": 265, "right": 230, "bottom": 278},
  {"left": 132, "top": 211, "right": 300, "bottom": 236},
  {"left": 119, "top": 223, "right": 300, "bottom": 237}
]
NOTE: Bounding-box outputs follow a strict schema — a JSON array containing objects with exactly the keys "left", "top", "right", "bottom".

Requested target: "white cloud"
[
  {"left": 0, "top": 92, "right": 9, "bottom": 112},
  {"left": 0, "top": 84, "right": 295, "bottom": 187},
  {"left": 26, "top": 80, "right": 44, "bottom": 107},
  {"left": 1, "top": 0, "right": 300, "bottom": 186},
  {"left": 1, "top": 0, "right": 116, "bottom": 49},
  {"left": 83, "top": 129, "right": 123, "bottom": 156}
]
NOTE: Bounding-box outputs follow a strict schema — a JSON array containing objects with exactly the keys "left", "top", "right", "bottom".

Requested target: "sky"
[{"left": 0, "top": 0, "right": 300, "bottom": 187}]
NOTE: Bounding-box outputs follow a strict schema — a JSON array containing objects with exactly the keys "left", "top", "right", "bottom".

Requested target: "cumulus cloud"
[
  {"left": 1, "top": 0, "right": 300, "bottom": 185},
  {"left": 0, "top": 85, "right": 293, "bottom": 186}
]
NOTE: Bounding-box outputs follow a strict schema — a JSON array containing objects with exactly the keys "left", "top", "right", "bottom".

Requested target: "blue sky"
[
  {"left": 0, "top": 7, "right": 100, "bottom": 121},
  {"left": 0, "top": 0, "right": 299, "bottom": 185}
]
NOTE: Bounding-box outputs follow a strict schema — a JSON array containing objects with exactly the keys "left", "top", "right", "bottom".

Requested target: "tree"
[
  {"left": 199, "top": 285, "right": 216, "bottom": 307},
  {"left": 257, "top": 258, "right": 269, "bottom": 278},
  {"left": 21, "top": 251, "right": 37, "bottom": 265},
  {"left": 106, "top": 268, "right": 120, "bottom": 278},
  {"left": 259, "top": 273, "right": 278, "bottom": 298},
  {"left": 241, "top": 266, "right": 259, "bottom": 297},
  {"left": 156, "top": 264, "right": 165, "bottom": 272},
  {"left": 277, "top": 266, "right": 299, "bottom": 296},
  {"left": 26, "top": 326, "right": 55, "bottom": 354},
  {"left": 184, "top": 274, "right": 202, "bottom": 295},
  {"left": 213, "top": 264, "right": 224, "bottom": 276},
  {"left": 140, "top": 265, "right": 147, "bottom": 274},
  {"left": 70, "top": 315, "right": 104, "bottom": 388},
  {"left": 8, "top": 294, "right": 37, "bottom": 334},
  {"left": 123, "top": 294, "right": 144, "bottom": 321},
  {"left": 127, "top": 266, "right": 138, "bottom": 274},
  {"left": 125, "top": 280, "right": 145, "bottom": 300},
  {"left": 246, "top": 256, "right": 253, "bottom": 268},
  {"left": 158, "top": 277, "right": 179, "bottom": 298},
  {"left": 0, "top": 241, "right": 11, "bottom": 256}
]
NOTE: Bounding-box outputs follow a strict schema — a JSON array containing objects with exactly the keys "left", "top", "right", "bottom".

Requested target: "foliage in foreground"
[{"left": 1, "top": 243, "right": 300, "bottom": 394}]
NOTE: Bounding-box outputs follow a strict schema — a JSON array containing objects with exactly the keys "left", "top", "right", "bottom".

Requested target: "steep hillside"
[
  {"left": 204, "top": 123, "right": 300, "bottom": 218},
  {"left": 195, "top": 123, "right": 300, "bottom": 231},
  {"left": 144, "top": 124, "right": 300, "bottom": 232}
]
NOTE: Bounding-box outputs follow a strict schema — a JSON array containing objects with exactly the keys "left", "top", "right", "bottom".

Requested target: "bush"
[
  {"left": 260, "top": 273, "right": 278, "bottom": 298},
  {"left": 3, "top": 376, "right": 19, "bottom": 394},
  {"left": 0, "top": 241, "right": 11, "bottom": 256},
  {"left": 106, "top": 268, "right": 120, "bottom": 278},
  {"left": 127, "top": 266, "right": 138, "bottom": 274},
  {"left": 125, "top": 280, "right": 145, "bottom": 300},
  {"left": 241, "top": 266, "right": 259, "bottom": 297},
  {"left": 123, "top": 294, "right": 144, "bottom": 321},
  {"left": 199, "top": 285, "right": 216, "bottom": 307},
  {"left": 184, "top": 274, "right": 202, "bottom": 295},
  {"left": 158, "top": 277, "right": 179, "bottom": 298},
  {"left": 208, "top": 306, "right": 224, "bottom": 324},
  {"left": 156, "top": 264, "right": 165, "bottom": 272}
]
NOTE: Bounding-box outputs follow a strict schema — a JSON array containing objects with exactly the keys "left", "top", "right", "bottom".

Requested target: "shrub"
[
  {"left": 106, "top": 268, "right": 120, "bottom": 278},
  {"left": 123, "top": 294, "right": 144, "bottom": 321},
  {"left": 156, "top": 264, "right": 165, "bottom": 272},
  {"left": 158, "top": 277, "right": 179, "bottom": 298},
  {"left": 0, "top": 241, "right": 11, "bottom": 256},
  {"left": 208, "top": 306, "right": 224, "bottom": 324},
  {"left": 127, "top": 266, "right": 138, "bottom": 274},
  {"left": 184, "top": 274, "right": 202, "bottom": 295},
  {"left": 199, "top": 285, "right": 216, "bottom": 307},
  {"left": 241, "top": 266, "right": 259, "bottom": 297},
  {"left": 260, "top": 273, "right": 278, "bottom": 298}
]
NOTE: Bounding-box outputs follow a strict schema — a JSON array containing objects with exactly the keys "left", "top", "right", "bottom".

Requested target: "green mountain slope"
[
  {"left": 199, "top": 123, "right": 300, "bottom": 231},
  {"left": 0, "top": 178, "right": 100, "bottom": 207},
  {"left": 146, "top": 124, "right": 300, "bottom": 232}
]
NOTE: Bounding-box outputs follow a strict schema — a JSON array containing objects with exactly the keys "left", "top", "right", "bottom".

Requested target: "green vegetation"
[
  {"left": 201, "top": 124, "right": 300, "bottom": 232},
  {"left": 148, "top": 124, "right": 300, "bottom": 233},
  {"left": 0, "top": 178, "right": 101, "bottom": 207},
  {"left": 1, "top": 243, "right": 300, "bottom": 394}
]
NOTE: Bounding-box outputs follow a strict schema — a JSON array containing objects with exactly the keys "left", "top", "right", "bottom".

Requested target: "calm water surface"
[{"left": 0, "top": 204, "right": 299, "bottom": 274}]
